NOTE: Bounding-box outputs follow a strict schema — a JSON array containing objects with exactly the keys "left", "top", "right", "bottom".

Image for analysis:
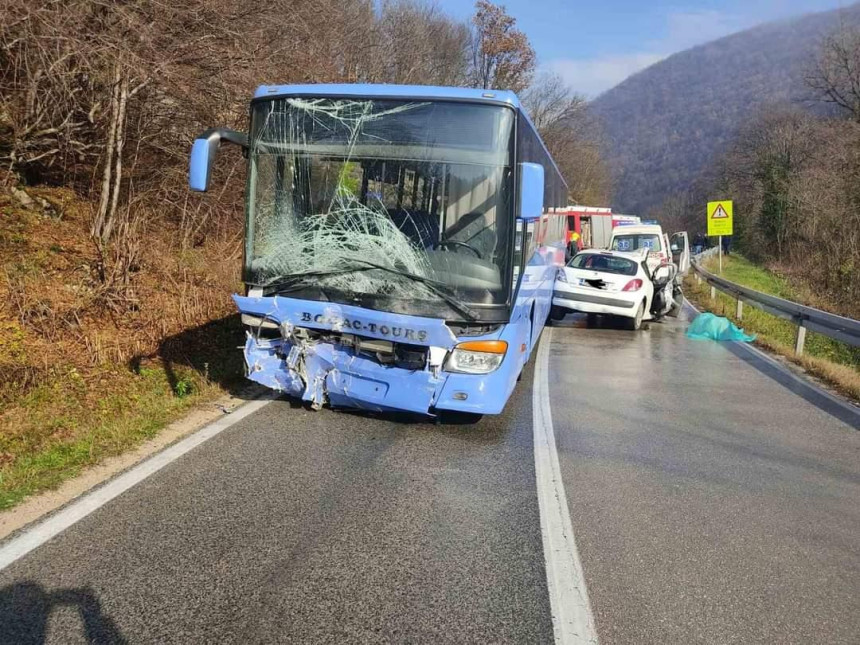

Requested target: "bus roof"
[
  {"left": 252, "top": 83, "right": 566, "bottom": 195},
  {"left": 253, "top": 84, "right": 521, "bottom": 108}
]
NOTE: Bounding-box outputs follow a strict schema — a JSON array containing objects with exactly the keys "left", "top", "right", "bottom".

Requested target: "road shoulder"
[{"left": 0, "top": 388, "right": 265, "bottom": 542}]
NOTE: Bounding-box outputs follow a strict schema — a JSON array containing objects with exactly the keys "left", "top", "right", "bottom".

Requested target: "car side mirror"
[
  {"left": 189, "top": 128, "right": 249, "bottom": 192},
  {"left": 518, "top": 162, "right": 544, "bottom": 221}
]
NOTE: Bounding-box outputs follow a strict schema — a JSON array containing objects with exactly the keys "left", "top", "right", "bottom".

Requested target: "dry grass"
[
  {"left": 0, "top": 187, "right": 246, "bottom": 509},
  {"left": 752, "top": 335, "right": 860, "bottom": 402}
]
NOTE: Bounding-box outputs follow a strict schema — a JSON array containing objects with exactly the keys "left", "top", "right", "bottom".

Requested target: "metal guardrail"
[{"left": 690, "top": 251, "right": 860, "bottom": 355}]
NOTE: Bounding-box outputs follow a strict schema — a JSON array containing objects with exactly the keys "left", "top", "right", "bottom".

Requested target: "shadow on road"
[
  {"left": 127, "top": 314, "right": 526, "bottom": 429},
  {"left": 129, "top": 314, "right": 250, "bottom": 399},
  {"left": 551, "top": 311, "right": 680, "bottom": 332},
  {"left": 0, "top": 582, "right": 126, "bottom": 644},
  {"left": 551, "top": 312, "right": 638, "bottom": 330},
  {"left": 337, "top": 406, "right": 485, "bottom": 426}
]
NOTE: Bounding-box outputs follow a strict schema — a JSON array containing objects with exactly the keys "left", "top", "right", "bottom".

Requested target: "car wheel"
[
  {"left": 628, "top": 302, "right": 645, "bottom": 331},
  {"left": 586, "top": 313, "right": 598, "bottom": 328}
]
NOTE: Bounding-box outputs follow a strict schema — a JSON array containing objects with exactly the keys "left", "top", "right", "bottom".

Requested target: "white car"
[{"left": 552, "top": 249, "right": 657, "bottom": 330}]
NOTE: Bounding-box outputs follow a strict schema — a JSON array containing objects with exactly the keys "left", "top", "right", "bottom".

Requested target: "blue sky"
[{"left": 436, "top": 0, "right": 851, "bottom": 97}]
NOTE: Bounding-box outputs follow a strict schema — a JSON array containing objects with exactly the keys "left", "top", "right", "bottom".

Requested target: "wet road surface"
[
  {"left": 0, "top": 313, "right": 858, "bottom": 643},
  {"left": 549, "top": 313, "right": 860, "bottom": 644}
]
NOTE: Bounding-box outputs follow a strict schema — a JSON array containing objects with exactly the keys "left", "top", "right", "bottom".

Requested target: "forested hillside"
[
  {"left": 620, "top": 13, "right": 860, "bottom": 321},
  {"left": 592, "top": 2, "right": 860, "bottom": 215}
]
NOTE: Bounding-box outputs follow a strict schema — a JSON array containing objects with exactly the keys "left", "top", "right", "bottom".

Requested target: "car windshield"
[
  {"left": 570, "top": 253, "right": 638, "bottom": 276},
  {"left": 244, "top": 97, "right": 515, "bottom": 321},
  {"left": 611, "top": 234, "right": 661, "bottom": 252}
]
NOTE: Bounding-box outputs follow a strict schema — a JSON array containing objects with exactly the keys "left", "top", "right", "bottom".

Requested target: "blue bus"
[{"left": 189, "top": 84, "right": 567, "bottom": 416}]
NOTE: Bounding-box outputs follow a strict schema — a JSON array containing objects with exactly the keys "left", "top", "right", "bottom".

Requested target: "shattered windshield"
[{"left": 244, "top": 97, "right": 514, "bottom": 321}]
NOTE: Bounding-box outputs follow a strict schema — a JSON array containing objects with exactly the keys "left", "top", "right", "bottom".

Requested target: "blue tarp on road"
[{"left": 686, "top": 312, "right": 756, "bottom": 342}]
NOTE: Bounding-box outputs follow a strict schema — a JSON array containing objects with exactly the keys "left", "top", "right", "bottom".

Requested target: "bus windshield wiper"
[
  {"left": 250, "top": 268, "right": 358, "bottom": 294},
  {"left": 250, "top": 261, "right": 479, "bottom": 322},
  {"left": 343, "top": 258, "right": 479, "bottom": 322}
]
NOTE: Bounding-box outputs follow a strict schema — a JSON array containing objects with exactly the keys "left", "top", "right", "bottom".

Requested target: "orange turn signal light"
[{"left": 455, "top": 340, "right": 508, "bottom": 354}]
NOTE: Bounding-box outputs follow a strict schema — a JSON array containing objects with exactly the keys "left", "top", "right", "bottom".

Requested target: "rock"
[
  {"left": 11, "top": 187, "right": 59, "bottom": 217},
  {"left": 11, "top": 187, "right": 34, "bottom": 209}
]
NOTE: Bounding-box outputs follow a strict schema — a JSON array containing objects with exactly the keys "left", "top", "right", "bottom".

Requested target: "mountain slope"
[{"left": 591, "top": 3, "right": 860, "bottom": 214}]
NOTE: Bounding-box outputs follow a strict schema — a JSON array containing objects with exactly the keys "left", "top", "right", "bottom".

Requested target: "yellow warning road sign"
[{"left": 707, "top": 200, "right": 733, "bottom": 236}]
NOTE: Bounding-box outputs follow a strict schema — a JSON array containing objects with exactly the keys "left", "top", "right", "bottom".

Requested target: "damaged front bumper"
[{"left": 234, "top": 295, "right": 516, "bottom": 416}]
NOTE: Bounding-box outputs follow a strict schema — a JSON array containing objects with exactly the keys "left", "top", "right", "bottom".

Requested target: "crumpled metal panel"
[
  {"left": 236, "top": 295, "right": 453, "bottom": 413},
  {"left": 315, "top": 343, "right": 441, "bottom": 414},
  {"left": 242, "top": 337, "right": 304, "bottom": 395}
]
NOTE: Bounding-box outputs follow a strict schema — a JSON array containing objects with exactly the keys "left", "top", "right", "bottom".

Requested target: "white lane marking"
[
  {"left": 533, "top": 327, "right": 599, "bottom": 644},
  {"left": 0, "top": 397, "right": 274, "bottom": 572}
]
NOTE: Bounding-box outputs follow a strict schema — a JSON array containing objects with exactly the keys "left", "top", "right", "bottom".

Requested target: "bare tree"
[
  {"left": 521, "top": 72, "right": 581, "bottom": 130},
  {"left": 522, "top": 72, "right": 612, "bottom": 205},
  {"left": 804, "top": 21, "right": 860, "bottom": 122},
  {"left": 469, "top": 0, "right": 535, "bottom": 93},
  {"left": 708, "top": 102, "right": 860, "bottom": 316},
  {"left": 374, "top": 0, "right": 470, "bottom": 86}
]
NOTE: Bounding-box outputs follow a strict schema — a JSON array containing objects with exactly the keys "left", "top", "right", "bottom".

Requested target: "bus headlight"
[{"left": 445, "top": 340, "right": 507, "bottom": 374}]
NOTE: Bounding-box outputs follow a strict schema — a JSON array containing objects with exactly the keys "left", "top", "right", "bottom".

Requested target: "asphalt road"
[
  {"left": 549, "top": 314, "right": 860, "bottom": 644},
  {"left": 0, "top": 313, "right": 858, "bottom": 644}
]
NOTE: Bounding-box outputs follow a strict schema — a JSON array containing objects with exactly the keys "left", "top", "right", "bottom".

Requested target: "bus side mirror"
[
  {"left": 189, "top": 128, "right": 249, "bottom": 192},
  {"left": 518, "top": 162, "right": 544, "bottom": 220}
]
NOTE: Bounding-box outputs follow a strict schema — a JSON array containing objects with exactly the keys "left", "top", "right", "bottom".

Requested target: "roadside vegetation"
[
  {"left": 0, "top": 188, "right": 246, "bottom": 509},
  {"left": 0, "top": 1, "right": 611, "bottom": 509},
  {"left": 652, "top": 21, "right": 860, "bottom": 323},
  {"left": 593, "top": 3, "right": 860, "bottom": 217},
  {"left": 684, "top": 254, "right": 860, "bottom": 403}
]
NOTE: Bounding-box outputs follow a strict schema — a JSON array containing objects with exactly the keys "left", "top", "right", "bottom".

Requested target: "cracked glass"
[{"left": 244, "top": 97, "right": 515, "bottom": 321}]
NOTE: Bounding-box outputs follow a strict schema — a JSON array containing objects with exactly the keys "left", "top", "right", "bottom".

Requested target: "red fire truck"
[{"left": 551, "top": 207, "right": 639, "bottom": 254}]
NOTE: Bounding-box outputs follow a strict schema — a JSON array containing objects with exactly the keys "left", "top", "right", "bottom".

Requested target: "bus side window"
[{"left": 513, "top": 219, "right": 523, "bottom": 285}]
